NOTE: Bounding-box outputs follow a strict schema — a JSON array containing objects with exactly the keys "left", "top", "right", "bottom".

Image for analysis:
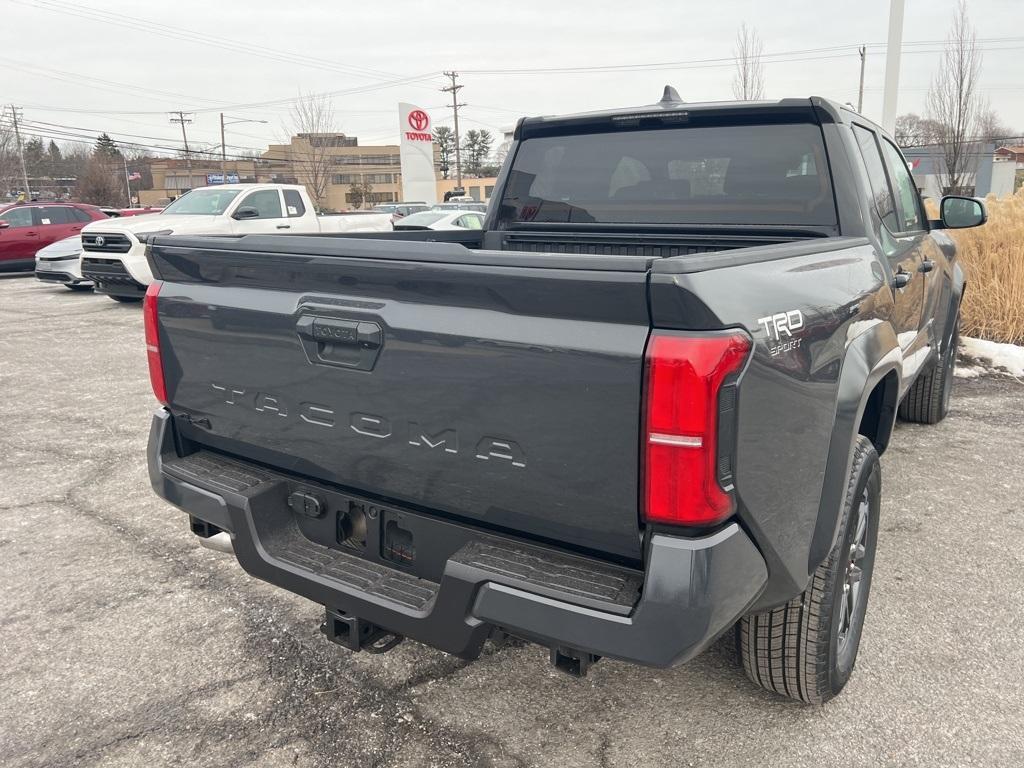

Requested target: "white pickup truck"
[{"left": 80, "top": 184, "right": 392, "bottom": 301}]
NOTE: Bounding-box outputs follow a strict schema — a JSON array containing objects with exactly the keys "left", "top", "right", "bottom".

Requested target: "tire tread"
[{"left": 739, "top": 436, "right": 877, "bottom": 704}]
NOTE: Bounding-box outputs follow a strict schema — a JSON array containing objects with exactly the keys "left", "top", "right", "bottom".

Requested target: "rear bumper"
[{"left": 147, "top": 409, "right": 767, "bottom": 667}]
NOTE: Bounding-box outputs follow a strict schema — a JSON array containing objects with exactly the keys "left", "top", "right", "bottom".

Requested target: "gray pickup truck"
[{"left": 145, "top": 90, "right": 986, "bottom": 704}]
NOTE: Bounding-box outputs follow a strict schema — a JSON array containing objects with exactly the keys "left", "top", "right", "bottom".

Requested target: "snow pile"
[{"left": 957, "top": 336, "right": 1024, "bottom": 378}]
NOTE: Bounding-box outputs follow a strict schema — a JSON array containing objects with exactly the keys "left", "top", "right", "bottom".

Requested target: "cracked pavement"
[{"left": 1, "top": 277, "right": 1023, "bottom": 767}]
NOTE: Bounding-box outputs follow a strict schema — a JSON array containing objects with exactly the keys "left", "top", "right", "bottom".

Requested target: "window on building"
[{"left": 485, "top": 185, "right": 495, "bottom": 198}]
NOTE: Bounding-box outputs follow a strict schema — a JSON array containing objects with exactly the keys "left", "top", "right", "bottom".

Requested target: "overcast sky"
[{"left": 3, "top": 0, "right": 1022, "bottom": 159}]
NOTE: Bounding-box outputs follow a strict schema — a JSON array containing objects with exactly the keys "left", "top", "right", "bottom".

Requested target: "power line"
[{"left": 461, "top": 38, "right": 1024, "bottom": 75}]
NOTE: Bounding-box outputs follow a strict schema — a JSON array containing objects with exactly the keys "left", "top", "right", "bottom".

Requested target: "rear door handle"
[
  {"left": 295, "top": 316, "right": 383, "bottom": 371},
  {"left": 920, "top": 259, "right": 935, "bottom": 273},
  {"left": 276, "top": 224, "right": 291, "bottom": 229}
]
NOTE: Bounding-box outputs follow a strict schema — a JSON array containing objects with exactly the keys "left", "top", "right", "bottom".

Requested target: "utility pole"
[
  {"left": 169, "top": 111, "right": 193, "bottom": 182},
  {"left": 881, "top": 0, "right": 905, "bottom": 134},
  {"left": 220, "top": 113, "right": 227, "bottom": 183},
  {"left": 441, "top": 71, "right": 466, "bottom": 189},
  {"left": 8, "top": 105, "right": 31, "bottom": 201},
  {"left": 857, "top": 45, "right": 867, "bottom": 113}
]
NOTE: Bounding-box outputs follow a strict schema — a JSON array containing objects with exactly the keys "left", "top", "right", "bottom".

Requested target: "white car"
[
  {"left": 34, "top": 235, "right": 92, "bottom": 291},
  {"left": 393, "top": 210, "right": 485, "bottom": 231},
  {"left": 79, "top": 184, "right": 392, "bottom": 302}
]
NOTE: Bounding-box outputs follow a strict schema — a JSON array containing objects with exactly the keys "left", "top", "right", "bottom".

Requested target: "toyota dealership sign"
[{"left": 398, "top": 103, "right": 437, "bottom": 204}]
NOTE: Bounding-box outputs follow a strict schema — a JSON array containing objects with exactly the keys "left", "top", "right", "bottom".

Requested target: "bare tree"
[
  {"left": 926, "top": 0, "right": 983, "bottom": 194},
  {"left": 0, "top": 120, "right": 19, "bottom": 196},
  {"left": 346, "top": 179, "right": 373, "bottom": 210},
  {"left": 76, "top": 155, "right": 123, "bottom": 205},
  {"left": 732, "top": 23, "right": 766, "bottom": 101},
  {"left": 286, "top": 92, "right": 337, "bottom": 210},
  {"left": 894, "top": 113, "right": 944, "bottom": 148},
  {"left": 975, "top": 104, "right": 1015, "bottom": 145}
]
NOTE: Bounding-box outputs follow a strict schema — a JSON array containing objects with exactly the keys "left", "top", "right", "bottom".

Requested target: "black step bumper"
[{"left": 147, "top": 409, "right": 768, "bottom": 667}]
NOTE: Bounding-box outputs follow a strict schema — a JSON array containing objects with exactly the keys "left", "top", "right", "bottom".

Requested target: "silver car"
[{"left": 34, "top": 235, "right": 92, "bottom": 291}]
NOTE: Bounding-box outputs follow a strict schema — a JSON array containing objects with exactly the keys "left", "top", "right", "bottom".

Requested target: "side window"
[
  {"left": 38, "top": 207, "right": 74, "bottom": 225},
  {"left": 880, "top": 140, "right": 925, "bottom": 232},
  {"left": 0, "top": 207, "right": 34, "bottom": 228},
  {"left": 462, "top": 214, "right": 483, "bottom": 230},
  {"left": 239, "top": 190, "right": 283, "bottom": 219},
  {"left": 72, "top": 207, "right": 94, "bottom": 223},
  {"left": 283, "top": 189, "right": 306, "bottom": 218},
  {"left": 852, "top": 125, "right": 899, "bottom": 233}
]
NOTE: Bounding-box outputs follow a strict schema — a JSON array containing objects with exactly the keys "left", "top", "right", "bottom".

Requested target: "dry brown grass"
[{"left": 946, "top": 189, "right": 1024, "bottom": 344}]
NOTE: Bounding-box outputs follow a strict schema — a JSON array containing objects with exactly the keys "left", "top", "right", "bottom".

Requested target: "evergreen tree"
[
  {"left": 47, "top": 140, "right": 63, "bottom": 177},
  {"left": 95, "top": 133, "right": 121, "bottom": 159}
]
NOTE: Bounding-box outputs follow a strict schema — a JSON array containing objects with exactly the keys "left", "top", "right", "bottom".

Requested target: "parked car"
[
  {"left": 0, "top": 201, "right": 107, "bottom": 271},
  {"left": 99, "top": 206, "right": 164, "bottom": 218},
  {"left": 80, "top": 184, "right": 392, "bottom": 302},
  {"left": 372, "top": 203, "right": 429, "bottom": 221},
  {"left": 431, "top": 201, "right": 488, "bottom": 213},
  {"left": 393, "top": 210, "right": 484, "bottom": 231},
  {"left": 34, "top": 235, "right": 91, "bottom": 290},
  {"left": 144, "top": 92, "right": 985, "bottom": 704}
]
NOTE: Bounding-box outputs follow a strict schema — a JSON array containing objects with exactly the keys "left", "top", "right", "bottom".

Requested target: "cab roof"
[{"left": 515, "top": 89, "right": 851, "bottom": 140}]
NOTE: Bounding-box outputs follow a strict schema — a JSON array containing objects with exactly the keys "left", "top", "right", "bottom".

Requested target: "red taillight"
[
  {"left": 642, "top": 331, "right": 751, "bottom": 527},
  {"left": 143, "top": 281, "right": 168, "bottom": 405}
]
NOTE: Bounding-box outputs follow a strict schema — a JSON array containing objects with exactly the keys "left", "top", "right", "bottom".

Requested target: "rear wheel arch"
[
  {"left": 807, "top": 327, "right": 900, "bottom": 574},
  {"left": 857, "top": 369, "right": 899, "bottom": 455}
]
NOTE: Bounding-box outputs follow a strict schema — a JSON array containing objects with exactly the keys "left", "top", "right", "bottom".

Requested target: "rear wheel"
[
  {"left": 738, "top": 435, "right": 880, "bottom": 704},
  {"left": 898, "top": 316, "right": 959, "bottom": 424}
]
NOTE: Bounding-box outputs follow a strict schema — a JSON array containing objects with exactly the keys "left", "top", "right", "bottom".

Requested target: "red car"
[{"left": 0, "top": 202, "right": 108, "bottom": 271}]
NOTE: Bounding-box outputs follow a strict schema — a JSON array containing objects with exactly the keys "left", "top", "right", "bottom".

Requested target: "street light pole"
[
  {"left": 220, "top": 115, "right": 268, "bottom": 184},
  {"left": 221, "top": 113, "right": 227, "bottom": 182}
]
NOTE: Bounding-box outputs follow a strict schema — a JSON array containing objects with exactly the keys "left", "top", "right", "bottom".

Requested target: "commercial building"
[
  {"left": 903, "top": 142, "right": 1017, "bottom": 199},
  {"left": 138, "top": 133, "right": 500, "bottom": 210}
]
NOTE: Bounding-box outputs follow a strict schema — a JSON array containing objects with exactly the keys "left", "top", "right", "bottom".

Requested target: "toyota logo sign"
[
  {"left": 95, "top": 236, "right": 106, "bottom": 247},
  {"left": 408, "top": 110, "right": 430, "bottom": 132}
]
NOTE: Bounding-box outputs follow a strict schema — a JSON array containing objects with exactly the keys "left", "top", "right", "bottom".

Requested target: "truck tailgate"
[{"left": 149, "top": 235, "right": 653, "bottom": 561}]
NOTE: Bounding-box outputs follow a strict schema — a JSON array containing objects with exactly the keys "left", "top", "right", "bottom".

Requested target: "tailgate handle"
[{"left": 295, "top": 316, "right": 383, "bottom": 371}]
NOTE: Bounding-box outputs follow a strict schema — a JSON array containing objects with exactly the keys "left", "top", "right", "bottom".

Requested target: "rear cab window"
[
  {"left": 283, "top": 189, "right": 306, "bottom": 218},
  {"left": 496, "top": 122, "right": 837, "bottom": 228}
]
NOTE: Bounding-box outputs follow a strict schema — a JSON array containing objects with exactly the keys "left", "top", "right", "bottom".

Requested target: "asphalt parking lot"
[{"left": 2, "top": 276, "right": 1023, "bottom": 768}]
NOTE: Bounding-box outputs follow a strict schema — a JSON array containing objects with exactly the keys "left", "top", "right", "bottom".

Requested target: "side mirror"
[
  {"left": 939, "top": 195, "right": 987, "bottom": 229},
  {"left": 0, "top": 221, "right": 9, "bottom": 229},
  {"left": 233, "top": 206, "right": 260, "bottom": 220}
]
